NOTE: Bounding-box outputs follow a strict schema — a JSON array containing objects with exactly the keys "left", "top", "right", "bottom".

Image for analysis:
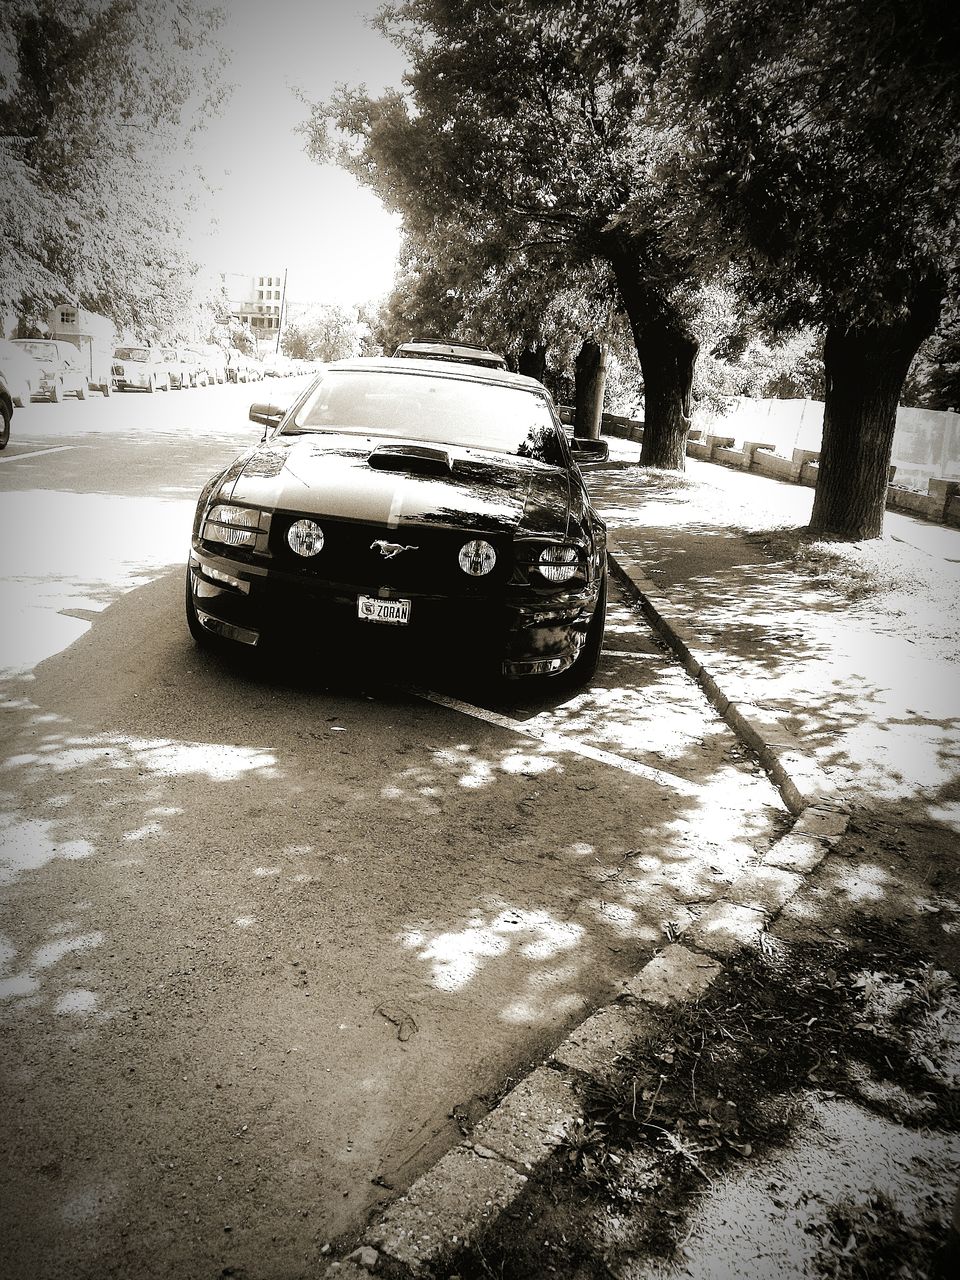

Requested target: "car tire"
[
  {"left": 553, "top": 570, "right": 607, "bottom": 691},
  {"left": 101, "top": 382, "right": 111, "bottom": 397},
  {"left": 0, "top": 399, "right": 11, "bottom": 450},
  {"left": 76, "top": 382, "right": 86, "bottom": 400},
  {"left": 146, "top": 375, "right": 156, "bottom": 394},
  {"left": 49, "top": 380, "right": 62, "bottom": 403}
]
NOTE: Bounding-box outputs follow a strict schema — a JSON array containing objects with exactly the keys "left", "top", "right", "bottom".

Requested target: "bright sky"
[{"left": 184, "top": 0, "right": 408, "bottom": 311}]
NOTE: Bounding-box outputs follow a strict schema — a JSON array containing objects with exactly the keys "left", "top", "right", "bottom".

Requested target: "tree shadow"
[{"left": 0, "top": 564, "right": 788, "bottom": 1275}]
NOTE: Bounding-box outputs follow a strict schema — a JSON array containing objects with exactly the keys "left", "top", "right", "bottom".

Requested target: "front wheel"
[
  {"left": 146, "top": 375, "right": 156, "bottom": 394},
  {"left": 101, "top": 381, "right": 111, "bottom": 397},
  {"left": 75, "top": 382, "right": 86, "bottom": 400},
  {"left": 49, "top": 380, "right": 62, "bottom": 404},
  {"left": 0, "top": 401, "right": 11, "bottom": 450}
]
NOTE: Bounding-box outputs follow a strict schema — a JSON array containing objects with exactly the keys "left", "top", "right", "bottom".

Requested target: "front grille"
[
  {"left": 111, "top": 363, "right": 123, "bottom": 376},
  {"left": 269, "top": 513, "right": 513, "bottom": 595}
]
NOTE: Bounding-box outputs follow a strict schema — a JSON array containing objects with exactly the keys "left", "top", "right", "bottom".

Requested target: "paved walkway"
[{"left": 587, "top": 452, "right": 960, "bottom": 821}]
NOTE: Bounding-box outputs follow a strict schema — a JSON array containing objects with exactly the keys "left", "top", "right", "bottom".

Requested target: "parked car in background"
[
  {"left": 261, "top": 353, "right": 298, "bottom": 378},
  {"left": 226, "top": 351, "right": 263, "bottom": 383},
  {"left": 186, "top": 356, "right": 608, "bottom": 688},
  {"left": 48, "top": 303, "right": 114, "bottom": 396},
  {"left": 0, "top": 370, "right": 13, "bottom": 449},
  {"left": 393, "top": 339, "right": 508, "bottom": 370},
  {"left": 198, "top": 345, "right": 227, "bottom": 385},
  {"left": 12, "top": 339, "right": 88, "bottom": 401},
  {"left": 185, "top": 346, "right": 223, "bottom": 386},
  {"left": 112, "top": 345, "right": 170, "bottom": 392},
  {"left": 160, "top": 347, "right": 197, "bottom": 390},
  {"left": 225, "top": 349, "right": 246, "bottom": 382},
  {"left": 0, "top": 338, "right": 42, "bottom": 407}
]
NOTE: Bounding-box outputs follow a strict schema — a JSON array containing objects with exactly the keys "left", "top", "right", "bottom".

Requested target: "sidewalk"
[
  {"left": 588, "top": 452, "right": 960, "bottom": 814},
  {"left": 325, "top": 454, "right": 960, "bottom": 1280}
]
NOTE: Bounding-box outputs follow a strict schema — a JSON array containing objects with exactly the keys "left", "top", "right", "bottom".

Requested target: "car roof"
[
  {"left": 393, "top": 340, "right": 508, "bottom": 367},
  {"left": 324, "top": 355, "right": 544, "bottom": 393}
]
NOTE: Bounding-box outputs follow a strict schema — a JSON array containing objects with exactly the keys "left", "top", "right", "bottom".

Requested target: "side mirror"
[
  {"left": 570, "top": 437, "right": 609, "bottom": 464},
  {"left": 249, "top": 403, "right": 284, "bottom": 428}
]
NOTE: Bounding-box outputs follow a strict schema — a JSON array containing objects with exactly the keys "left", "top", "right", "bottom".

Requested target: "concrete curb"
[{"left": 322, "top": 544, "right": 850, "bottom": 1279}]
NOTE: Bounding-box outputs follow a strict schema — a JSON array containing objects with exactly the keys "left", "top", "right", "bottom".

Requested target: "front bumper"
[
  {"left": 112, "top": 365, "right": 152, "bottom": 389},
  {"left": 188, "top": 546, "right": 600, "bottom": 678},
  {"left": 31, "top": 370, "right": 57, "bottom": 398}
]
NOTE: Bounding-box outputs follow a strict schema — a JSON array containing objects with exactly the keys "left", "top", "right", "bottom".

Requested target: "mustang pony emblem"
[{"left": 370, "top": 540, "right": 419, "bottom": 559}]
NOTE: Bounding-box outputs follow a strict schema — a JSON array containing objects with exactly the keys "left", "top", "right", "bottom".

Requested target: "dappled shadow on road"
[{"left": 0, "top": 565, "right": 786, "bottom": 1278}]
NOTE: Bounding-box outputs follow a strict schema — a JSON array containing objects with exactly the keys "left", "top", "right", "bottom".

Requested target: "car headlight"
[
  {"left": 287, "top": 518, "right": 324, "bottom": 556},
  {"left": 202, "top": 503, "right": 262, "bottom": 548},
  {"left": 538, "top": 545, "right": 579, "bottom": 583},
  {"left": 458, "top": 539, "right": 497, "bottom": 576}
]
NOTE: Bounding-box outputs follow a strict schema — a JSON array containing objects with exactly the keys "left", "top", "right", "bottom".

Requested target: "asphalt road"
[{"left": 0, "top": 383, "right": 788, "bottom": 1278}]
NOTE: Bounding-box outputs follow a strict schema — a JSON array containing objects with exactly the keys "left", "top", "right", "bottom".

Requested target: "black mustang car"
[{"left": 186, "top": 357, "right": 607, "bottom": 686}]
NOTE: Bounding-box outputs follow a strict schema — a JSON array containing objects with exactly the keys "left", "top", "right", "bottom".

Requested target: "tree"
[
  {"left": 365, "top": 227, "right": 616, "bottom": 415},
  {"left": 0, "top": 0, "right": 226, "bottom": 336},
  {"left": 902, "top": 306, "right": 960, "bottom": 410},
  {"left": 679, "top": 0, "right": 960, "bottom": 538},
  {"left": 309, "top": 0, "right": 708, "bottom": 469},
  {"left": 281, "top": 305, "right": 361, "bottom": 362}
]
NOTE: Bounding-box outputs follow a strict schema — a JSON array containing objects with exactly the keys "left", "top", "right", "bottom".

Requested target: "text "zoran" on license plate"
[{"left": 357, "top": 595, "right": 411, "bottom": 625}]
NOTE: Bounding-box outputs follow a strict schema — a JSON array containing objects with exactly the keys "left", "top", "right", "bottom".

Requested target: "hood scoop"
[{"left": 367, "top": 442, "right": 452, "bottom": 477}]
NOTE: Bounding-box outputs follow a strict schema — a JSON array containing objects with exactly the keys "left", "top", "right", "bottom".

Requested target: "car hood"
[{"left": 220, "top": 433, "right": 573, "bottom": 537}]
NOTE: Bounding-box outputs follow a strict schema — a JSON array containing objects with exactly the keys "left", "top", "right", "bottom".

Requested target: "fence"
[{"left": 693, "top": 397, "right": 960, "bottom": 492}]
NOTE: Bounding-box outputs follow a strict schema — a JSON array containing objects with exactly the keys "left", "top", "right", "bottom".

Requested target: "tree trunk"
[
  {"left": 605, "top": 238, "right": 699, "bottom": 469},
  {"left": 517, "top": 344, "right": 547, "bottom": 381},
  {"left": 810, "top": 288, "right": 943, "bottom": 540},
  {"left": 633, "top": 324, "right": 699, "bottom": 468},
  {"left": 574, "top": 339, "right": 605, "bottom": 439}
]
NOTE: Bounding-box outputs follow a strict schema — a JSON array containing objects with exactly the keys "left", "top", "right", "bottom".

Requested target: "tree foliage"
[
  {"left": 677, "top": 0, "right": 959, "bottom": 333},
  {"left": 309, "top": 0, "right": 708, "bottom": 467},
  {"left": 281, "top": 305, "right": 361, "bottom": 362},
  {"left": 308, "top": 0, "right": 958, "bottom": 536},
  {"left": 677, "top": 0, "right": 960, "bottom": 535},
  {"left": 0, "top": 0, "right": 226, "bottom": 336}
]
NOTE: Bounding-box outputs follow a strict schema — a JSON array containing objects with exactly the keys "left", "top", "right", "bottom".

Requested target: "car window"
[
  {"left": 289, "top": 370, "right": 566, "bottom": 465},
  {"left": 14, "top": 341, "right": 56, "bottom": 359},
  {"left": 115, "top": 347, "right": 149, "bottom": 361}
]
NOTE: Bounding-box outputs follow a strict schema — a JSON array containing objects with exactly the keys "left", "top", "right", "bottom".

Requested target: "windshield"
[
  {"left": 288, "top": 369, "right": 565, "bottom": 464},
  {"left": 14, "top": 341, "right": 56, "bottom": 359},
  {"left": 115, "top": 347, "right": 149, "bottom": 361}
]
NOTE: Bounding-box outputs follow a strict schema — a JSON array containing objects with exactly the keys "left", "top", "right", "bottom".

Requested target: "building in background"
[{"left": 221, "top": 271, "right": 287, "bottom": 345}]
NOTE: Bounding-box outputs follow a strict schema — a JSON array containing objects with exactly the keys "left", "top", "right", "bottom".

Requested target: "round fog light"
[
  {"left": 458, "top": 539, "right": 496, "bottom": 576},
  {"left": 539, "top": 546, "right": 578, "bottom": 582},
  {"left": 287, "top": 519, "right": 324, "bottom": 556}
]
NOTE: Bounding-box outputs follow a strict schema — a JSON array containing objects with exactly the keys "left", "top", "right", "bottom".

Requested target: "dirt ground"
[{"left": 446, "top": 803, "right": 960, "bottom": 1280}]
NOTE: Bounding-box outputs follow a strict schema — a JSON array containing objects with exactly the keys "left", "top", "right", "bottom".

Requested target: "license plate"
[{"left": 357, "top": 595, "right": 411, "bottom": 625}]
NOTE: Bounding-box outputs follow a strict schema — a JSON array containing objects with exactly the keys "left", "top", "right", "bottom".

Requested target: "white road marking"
[
  {"left": 601, "top": 649, "right": 666, "bottom": 660},
  {"left": 0, "top": 445, "right": 78, "bottom": 463},
  {"left": 409, "top": 686, "right": 701, "bottom": 795}
]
